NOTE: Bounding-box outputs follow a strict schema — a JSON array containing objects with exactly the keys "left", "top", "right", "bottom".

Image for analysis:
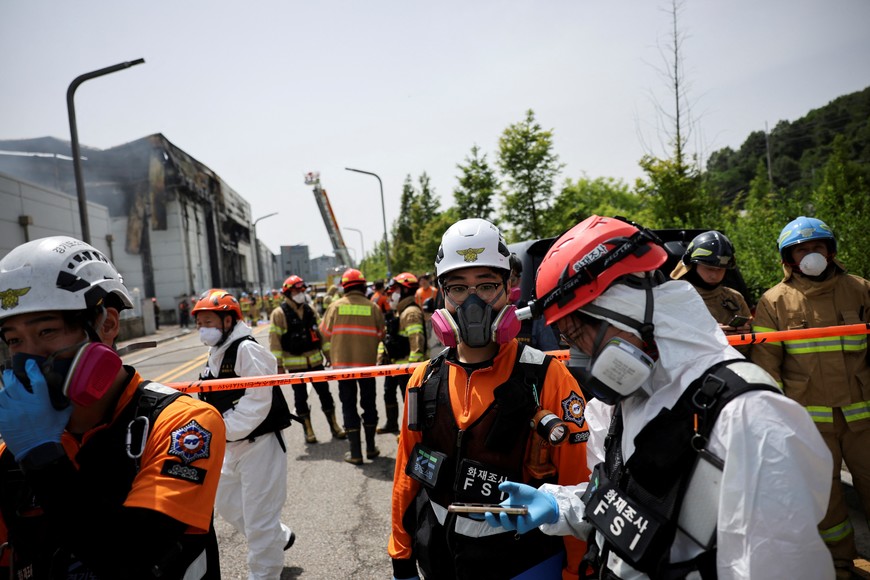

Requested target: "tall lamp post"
[
  {"left": 343, "top": 227, "right": 365, "bottom": 272},
  {"left": 345, "top": 167, "right": 391, "bottom": 278},
  {"left": 253, "top": 212, "right": 279, "bottom": 299},
  {"left": 67, "top": 58, "right": 145, "bottom": 244}
]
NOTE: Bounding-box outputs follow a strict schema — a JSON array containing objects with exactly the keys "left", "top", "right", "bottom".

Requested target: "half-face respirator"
[
  {"left": 9, "top": 341, "right": 122, "bottom": 410},
  {"left": 431, "top": 293, "right": 521, "bottom": 348},
  {"left": 577, "top": 337, "right": 655, "bottom": 405}
]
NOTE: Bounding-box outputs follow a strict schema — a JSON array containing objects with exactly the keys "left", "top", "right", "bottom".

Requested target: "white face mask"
[
  {"left": 291, "top": 293, "right": 306, "bottom": 304},
  {"left": 199, "top": 327, "right": 224, "bottom": 347},
  {"left": 390, "top": 292, "right": 401, "bottom": 308},
  {"left": 799, "top": 252, "right": 828, "bottom": 277}
]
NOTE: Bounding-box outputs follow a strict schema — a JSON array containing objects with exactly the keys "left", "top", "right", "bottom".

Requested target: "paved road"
[{"left": 122, "top": 325, "right": 870, "bottom": 578}]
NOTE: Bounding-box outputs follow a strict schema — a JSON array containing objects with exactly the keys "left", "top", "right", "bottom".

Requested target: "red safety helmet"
[
  {"left": 535, "top": 216, "right": 667, "bottom": 325},
  {"left": 341, "top": 268, "right": 366, "bottom": 289},
  {"left": 191, "top": 289, "right": 243, "bottom": 320},
  {"left": 282, "top": 275, "right": 306, "bottom": 294},
  {"left": 389, "top": 272, "right": 419, "bottom": 290}
]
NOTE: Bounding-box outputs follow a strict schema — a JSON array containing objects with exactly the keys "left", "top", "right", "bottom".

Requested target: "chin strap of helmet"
[{"left": 580, "top": 275, "right": 659, "bottom": 356}]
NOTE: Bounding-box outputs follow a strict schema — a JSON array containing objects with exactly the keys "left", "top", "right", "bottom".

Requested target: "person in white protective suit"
[
  {"left": 485, "top": 216, "right": 835, "bottom": 580},
  {"left": 193, "top": 289, "right": 295, "bottom": 579}
]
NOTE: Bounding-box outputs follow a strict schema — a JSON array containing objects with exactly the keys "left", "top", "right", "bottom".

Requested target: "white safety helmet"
[
  {"left": 434, "top": 218, "right": 511, "bottom": 280},
  {"left": 0, "top": 236, "right": 133, "bottom": 322}
]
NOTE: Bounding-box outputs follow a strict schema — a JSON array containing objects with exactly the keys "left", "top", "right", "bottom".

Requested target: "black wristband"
[
  {"left": 391, "top": 557, "right": 419, "bottom": 579},
  {"left": 19, "top": 442, "right": 67, "bottom": 472}
]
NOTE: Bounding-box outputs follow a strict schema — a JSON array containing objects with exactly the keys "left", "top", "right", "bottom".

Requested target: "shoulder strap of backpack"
[
  {"left": 420, "top": 348, "right": 450, "bottom": 430},
  {"left": 689, "top": 359, "right": 780, "bottom": 444},
  {"left": 220, "top": 335, "right": 256, "bottom": 373}
]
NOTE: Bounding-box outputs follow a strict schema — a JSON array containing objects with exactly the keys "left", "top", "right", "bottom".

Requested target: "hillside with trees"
[{"left": 359, "top": 85, "right": 869, "bottom": 306}]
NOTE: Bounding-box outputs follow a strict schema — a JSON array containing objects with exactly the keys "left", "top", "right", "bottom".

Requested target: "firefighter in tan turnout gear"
[
  {"left": 270, "top": 275, "right": 345, "bottom": 443},
  {"left": 752, "top": 216, "right": 870, "bottom": 579},
  {"left": 377, "top": 272, "right": 426, "bottom": 434}
]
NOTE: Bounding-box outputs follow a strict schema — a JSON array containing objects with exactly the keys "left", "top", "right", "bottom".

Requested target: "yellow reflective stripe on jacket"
[
  {"left": 843, "top": 401, "right": 870, "bottom": 422},
  {"left": 806, "top": 401, "right": 870, "bottom": 424},
  {"left": 820, "top": 518, "right": 853, "bottom": 544},
  {"left": 338, "top": 304, "right": 373, "bottom": 316},
  {"left": 806, "top": 406, "right": 834, "bottom": 424},
  {"left": 408, "top": 352, "right": 426, "bottom": 362},
  {"left": 783, "top": 334, "right": 867, "bottom": 355},
  {"left": 400, "top": 323, "right": 424, "bottom": 337},
  {"left": 752, "top": 325, "right": 777, "bottom": 333},
  {"left": 282, "top": 351, "right": 323, "bottom": 369}
]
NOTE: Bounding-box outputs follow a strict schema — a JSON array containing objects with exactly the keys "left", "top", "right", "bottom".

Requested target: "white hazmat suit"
[
  {"left": 201, "top": 321, "right": 293, "bottom": 580},
  {"left": 538, "top": 280, "right": 835, "bottom": 579}
]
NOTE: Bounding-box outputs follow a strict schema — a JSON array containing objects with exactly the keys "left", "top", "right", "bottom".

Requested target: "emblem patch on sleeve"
[
  {"left": 168, "top": 420, "right": 212, "bottom": 464},
  {"left": 561, "top": 392, "right": 586, "bottom": 428}
]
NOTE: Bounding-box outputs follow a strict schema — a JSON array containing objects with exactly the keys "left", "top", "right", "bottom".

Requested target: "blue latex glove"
[
  {"left": 0, "top": 360, "right": 72, "bottom": 460},
  {"left": 484, "top": 481, "right": 559, "bottom": 534},
  {"left": 392, "top": 577, "right": 421, "bottom": 580}
]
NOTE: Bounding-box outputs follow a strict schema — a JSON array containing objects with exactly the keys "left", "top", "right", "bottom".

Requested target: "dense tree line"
[{"left": 360, "top": 86, "right": 870, "bottom": 306}]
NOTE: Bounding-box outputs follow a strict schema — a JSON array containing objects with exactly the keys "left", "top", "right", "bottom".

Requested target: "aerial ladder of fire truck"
[{"left": 304, "top": 171, "right": 355, "bottom": 271}]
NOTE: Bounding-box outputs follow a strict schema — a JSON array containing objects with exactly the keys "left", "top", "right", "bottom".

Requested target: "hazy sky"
[{"left": 2, "top": 1, "right": 869, "bottom": 260}]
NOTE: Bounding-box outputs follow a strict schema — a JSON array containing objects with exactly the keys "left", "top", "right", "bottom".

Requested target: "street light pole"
[
  {"left": 345, "top": 167, "right": 391, "bottom": 278},
  {"left": 253, "top": 212, "right": 279, "bottom": 299},
  {"left": 343, "top": 227, "right": 365, "bottom": 271},
  {"left": 67, "top": 58, "right": 145, "bottom": 244}
]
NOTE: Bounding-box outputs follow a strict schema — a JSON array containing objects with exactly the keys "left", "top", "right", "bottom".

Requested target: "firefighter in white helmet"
[{"left": 0, "top": 236, "right": 225, "bottom": 578}]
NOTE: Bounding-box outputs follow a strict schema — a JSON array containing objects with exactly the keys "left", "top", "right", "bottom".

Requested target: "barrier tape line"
[{"left": 165, "top": 323, "right": 870, "bottom": 394}]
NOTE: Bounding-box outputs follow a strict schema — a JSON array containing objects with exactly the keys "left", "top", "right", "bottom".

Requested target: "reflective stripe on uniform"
[
  {"left": 282, "top": 351, "right": 323, "bottom": 369},
  {"left": 820, "top": 518, "right": 853, "bottom": 544},
  {"left": 806, "top": 406, "right": 834, "bottom": 424},
  {"left": 400, "top": 324, "right": 424, "bottom": 337},
  {"left": 338, "top": 304, "right": 373, "bottom": 316},
  {"left": 843, "top": 401, "right": 870, "bottom": 422},
  {"left": 332, "top": 324, "right": 380, "bottom": 336},
  {"left": 783, "top": 334, "right": 867, "bottom": 355},
  {"left": 805, "top": 402, "right": 870, "bottom": 424}
]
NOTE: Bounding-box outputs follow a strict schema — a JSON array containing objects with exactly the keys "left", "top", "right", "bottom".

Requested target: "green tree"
[
  {"left": 721, "top": 160, "right": 794, "bottom": 303},
  {"left": 497, "top": 109, "right": 564, "bottom": 241},
  {"left": 635, "top": 154, "right": 705, "bottom": 228},
  {"left": 391, "top": 175, "right": 417, "bottom": 272},
  {"left": 546, "top": 176, "right": 648, "bottom": 237},
  {"left": 634, "top": 0, "right": 708, "bottom": 229},
  {"left": 811, "top": 134, "right": 870, "bottom": 279},
  {"left": 454, "top": 145, "right": 498, "bottom": 221}
]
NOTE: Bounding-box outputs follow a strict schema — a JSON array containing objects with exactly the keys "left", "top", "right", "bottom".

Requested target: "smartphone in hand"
[
  {"left": 727, "top": 315, "right": 751, "bottom": 328},
  {"left": 447, "top": 503, "right": 529, "bottom": 516}
]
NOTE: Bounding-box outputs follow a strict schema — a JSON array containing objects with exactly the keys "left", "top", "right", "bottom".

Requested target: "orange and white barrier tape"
[{"left": 165, "top": 323, "right": 870, "bottom": 394}]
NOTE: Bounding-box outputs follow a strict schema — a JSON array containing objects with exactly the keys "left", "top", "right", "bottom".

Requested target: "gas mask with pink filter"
[
  {"left": 9, "top": 339, "right": 122, "bottom": 410},
  {"left": 431, "top": 291, "right": 521, "bottom": 348}
]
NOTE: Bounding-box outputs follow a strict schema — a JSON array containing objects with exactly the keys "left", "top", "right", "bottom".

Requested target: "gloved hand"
[
  {"left": 0, "top": 360, "right": 72, "bottom": 460},
  {"left": 484, "top": 481, "right": 559, "bottom": 534}
]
